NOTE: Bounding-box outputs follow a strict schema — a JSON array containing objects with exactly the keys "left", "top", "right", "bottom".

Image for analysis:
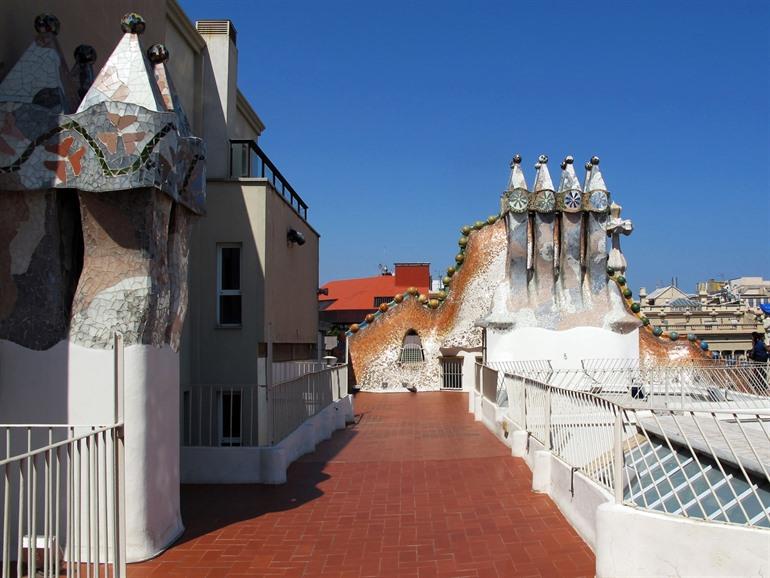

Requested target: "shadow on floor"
[{"left": 171, "top": 419, "right": 360, "bottom": 547}]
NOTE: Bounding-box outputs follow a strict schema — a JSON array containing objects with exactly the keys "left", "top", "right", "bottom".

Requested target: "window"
[
  {"left": 399, "top": 329, "right": 425, "bottom": 364},
  {"left": 373, "top": 296, "right": 394, "bottom": 307},
  {"left": 219, "top": 390, "right": 241, "bottom": 446},
  {"left": 217, "top": 244, "right": 241, "bottom": 326}
]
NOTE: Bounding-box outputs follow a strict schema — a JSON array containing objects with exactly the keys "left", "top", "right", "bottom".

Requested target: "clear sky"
[{"left": 181, "top": 0, "right": 769, "bottom": 293}]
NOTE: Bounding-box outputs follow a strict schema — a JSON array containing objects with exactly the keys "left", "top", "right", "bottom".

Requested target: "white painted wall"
[
  {"left": 182, "top": 395, "right": 354, "bottom": 484},
  {"left": 0, "top": 339, "right": 183, "bottom": 563},
  {"left": 596, "top": 503, "right": 770, "bottom": 578},
  {"left": 486, "top": 326, "right": 639, "bottom": 368}
]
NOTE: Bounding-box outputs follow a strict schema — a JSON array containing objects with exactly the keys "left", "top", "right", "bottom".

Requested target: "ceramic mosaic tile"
[{"left": 0, "top": 13, "right": 205, "bottom": 351}]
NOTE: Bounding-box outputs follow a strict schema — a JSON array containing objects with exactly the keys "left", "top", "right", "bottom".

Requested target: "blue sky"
[{"left": 182, "top": 0, "right": 769, "bottom": 293}]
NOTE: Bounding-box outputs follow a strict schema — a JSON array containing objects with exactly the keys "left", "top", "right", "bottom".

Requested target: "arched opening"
[{"left": 399, "top": 329, "right": 424, "bottom": 364}]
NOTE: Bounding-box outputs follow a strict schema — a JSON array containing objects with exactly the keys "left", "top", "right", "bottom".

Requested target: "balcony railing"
[
  {"left": 476, "top": 362, "right": 770, "bottom": 529},
  {"left": 229, "top": 140, "right": 308, "bottom": 220}
]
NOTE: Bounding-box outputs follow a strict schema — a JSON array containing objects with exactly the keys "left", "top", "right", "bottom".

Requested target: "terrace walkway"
[{"left": 128, "top": 393, "right": 594, "bottom": 577}]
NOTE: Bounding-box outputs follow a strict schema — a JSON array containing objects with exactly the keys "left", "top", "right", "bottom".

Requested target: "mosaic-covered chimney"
[
  {"left": 0, "top": 12, "right": 206, "bottom": 560},
  {"left": 483, "top": 154, "right": 638, "bottom": 333}
]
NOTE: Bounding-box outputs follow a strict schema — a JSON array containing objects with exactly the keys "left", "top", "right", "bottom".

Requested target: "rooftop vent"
[{"left": 195, "top": 20, "right": 237, "bottom": 45}]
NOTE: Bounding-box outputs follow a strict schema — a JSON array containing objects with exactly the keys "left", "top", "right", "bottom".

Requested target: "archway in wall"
[{"left": 399, "top": 329, "right": 424, "bottom": 364}]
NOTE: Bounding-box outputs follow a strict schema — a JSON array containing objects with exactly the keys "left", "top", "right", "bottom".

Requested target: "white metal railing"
[
  {"left": 478, "top": 363, "right": 770, "bottom": 529},
  {"left": 272, "top": 360, "right": 329, "bottom": 385},
  {"left": 269, "top": 365, "right": 348, "bottom": 445},
  {"left": 534, "top": 358, "right": 770, "bottom": 410},
  {"left": 182, "top": 385, "right": 260, "bottom": 447},
  {"left": 1, "top": 424, "right": 126, "bottom": 578}
]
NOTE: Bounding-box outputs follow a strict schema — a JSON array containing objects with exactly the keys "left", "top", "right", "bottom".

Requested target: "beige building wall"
[
  {"left": 265, "top": 186, "right": 320, "bottom": 348},
  {"left": 184, "top": 180, "right": 267, "bottom": 384},
  {"left": 183, "top": 177, "right": 320, "bottom": 383}
]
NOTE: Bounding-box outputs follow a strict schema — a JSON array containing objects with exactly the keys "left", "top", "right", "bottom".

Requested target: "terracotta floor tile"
[{"left": 128, "top": 393, "right": 594, "bottom": 577}]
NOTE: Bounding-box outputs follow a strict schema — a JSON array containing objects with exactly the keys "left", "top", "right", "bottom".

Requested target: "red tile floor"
[{"left": 129, "top": 392, "right": 595, "bottom": 577}]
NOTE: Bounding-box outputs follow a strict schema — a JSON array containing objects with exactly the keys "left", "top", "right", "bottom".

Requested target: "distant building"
[
  {"left": 640, "top": 283, "right": 763, "bottom": 358},
  {"left": 319, "top": 263, "right": 431, "bottom": 329}
]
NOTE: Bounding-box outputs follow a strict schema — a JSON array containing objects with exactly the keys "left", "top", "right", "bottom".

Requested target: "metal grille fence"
[
  {"left": 272, "top": 361, "right": 329, "bottom": 385},
  {"left": 440, "top": 358, "right": 463, "bottom": 389},
  {"left": 534, "top": 359, "right": 770, "bottom": 410},
  {"left": 481, "top": 362, "right": 770, "bottom": 529},
  {"left": 269, "top": 365, "right": 348, "bottom": 445},
  {"left": 1, "top": 424, "right": 126, "bottom": 578},
  {"left": 182, "top": 385, "right": 260, "bottom": 447},
  {"left": 399, "top": 345, "right": 424, "bottom": 365}
]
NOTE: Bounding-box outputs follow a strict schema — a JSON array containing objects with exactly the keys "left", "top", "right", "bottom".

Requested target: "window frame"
[{"left": 217, "top": 243, "right": 242, "bottom": 327}]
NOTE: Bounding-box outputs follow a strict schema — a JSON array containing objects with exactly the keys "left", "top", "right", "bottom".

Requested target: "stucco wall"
[
  {"left": 265, "top": 183, "right": 319, "bottom": 346},
  {"left": 183, "top": 179, "right": 266, "bottom": 384},
  {"left": 0, "top": 340, "right": 183, "bottom": 562}
]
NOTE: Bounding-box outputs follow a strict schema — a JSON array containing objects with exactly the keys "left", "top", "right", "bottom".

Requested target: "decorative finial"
[
  {"left": 584, "top": 161, "right": 592, "bottom": 171},
  {"left": 34, "top": 14, "right": 60, "bottom": 35},
  {"left": 121, "top": 12, "right": 146, "bottom": 34},
  {"left": 147, "top": 43, "right": 169, "bottom": 64},
  {"left": 510, "top": 154, "right": 522, "bottom": 167},
  {"left": 591, "top": 155, "right": 600, "bottom": 166},
  {"left": 560, "top": 160, "right": 567, "bottom": 170},
  {"left": 538, "top": 154, "right": 548, "bottom": 164},
  {"left": 565, "top": 155, "right": 574, "bottom": 164},
  {"left": 74, "top": 45, "right": 97, "bottom": 64},
  {"left": 534, "top": 162, "right": 541, "bottom": 170}
]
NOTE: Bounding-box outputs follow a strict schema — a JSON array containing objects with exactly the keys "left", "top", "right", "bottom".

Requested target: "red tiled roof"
[{"left": 319, "top": 274, "right": 429, "bottom": 311}]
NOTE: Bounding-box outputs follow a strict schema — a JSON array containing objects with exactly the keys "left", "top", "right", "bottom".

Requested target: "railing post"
[
  {"left": 613, "top": 409, "right": 624, "bottom": 504},
  {"left": 112, "top": 333, "right": 126, "bottom": 577},
  {"left": 544, "top": 385, "right": 551, "bottom": 451}
]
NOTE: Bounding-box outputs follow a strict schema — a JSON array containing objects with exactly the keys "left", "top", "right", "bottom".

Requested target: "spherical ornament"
[
  {"left": 418, "top": 294, "right": 428, "bottom": 304},
  {"left": 669, "top": 331, "right": 679, "bottom": 341},
  {"left": 437, "top": 290, "right": 447, "bottom": 301},
  {"left": 446, "top": 266, "right": 456, "bottom": 277},
  {"left": 458, "top": 237, "right": 468, "bottom": 248},
  {"left": 74, "top": 45, "right": 97, "bottom": 64},
  {"left": 510, "top": 154, "right": 522, "bottom": 166},
  {"left": 455, "top": 253, "right": 464, "bottom": 264},
  {"left": 407, "top": 286, "right": 418, "bottom": 296},
  {"left": 147, "top": 43, "right": 169, "bottom": 64},
  {"left": 538, "top": 154, "right": 549, "bottom": 164},
  {"left": 652, "top": 327, "right": 663, "bottom": 337},
  {"left": 487, "top": 215, "right": 497, "bottom": 225},
  {"left": 461, "top": 225, "right": 471, "bottom": 236},
  {"left": 365, "top": 314, "right": 375, "bottom": 324},
  {"left": 564, "top": 155, "right": 574, "bottom": 165},
  {"left": 378, "top": 303, "right": 389, "bottom": 313},
  {"left": 584, "top": 161, "right": 592, "bottom": 171},
  {"left": 616, "top": 275, "right": 626, "bottom": 286},
  {"left": 34, "top": 14, "right": 60, "bottom": 35},
  {"left": 631, "top": 302, "right": 641, "bottom": 313},
  {"left": 700, "top": 341, "right": 709, "bottom": 351},
  {"left": 641, "top": 316, "right": 650, "bottom": 326},
  {"left": 349, "top": 324, "right": 359, "bottom": 334},
  {"left": 394, "top": 294, "right": 404, "bottom": 303},
  {"left": 623, "top": 288, "right": 633, "bottom": 299},
  {"left": 428, "top": 299, "right": 439, "bottom": 309},
  {"left": 687, "top": 333, "right": 697, "bottom": 342},
  {"left": 591, "top": 156, "right": 600, "bottom": 166},
  {"left": 474, "top": 220, "right": 484, "bottom": 230},
  {"left": 442, "top": 276, "right": 452, "bottom": 286},
  {"left": 606, "top": 266, "right": 615, "bottom": 276},
  {"left": 121, "top": 12, "right": 146, "bottom": 34}
]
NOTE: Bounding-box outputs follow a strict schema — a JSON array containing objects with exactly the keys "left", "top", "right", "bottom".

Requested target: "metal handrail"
[
  {"left": 229, "top": 139, "right": 308, "bottom": 220},
  {"left": 479, "top": 362, "right": 770, "bottom": 529}
]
